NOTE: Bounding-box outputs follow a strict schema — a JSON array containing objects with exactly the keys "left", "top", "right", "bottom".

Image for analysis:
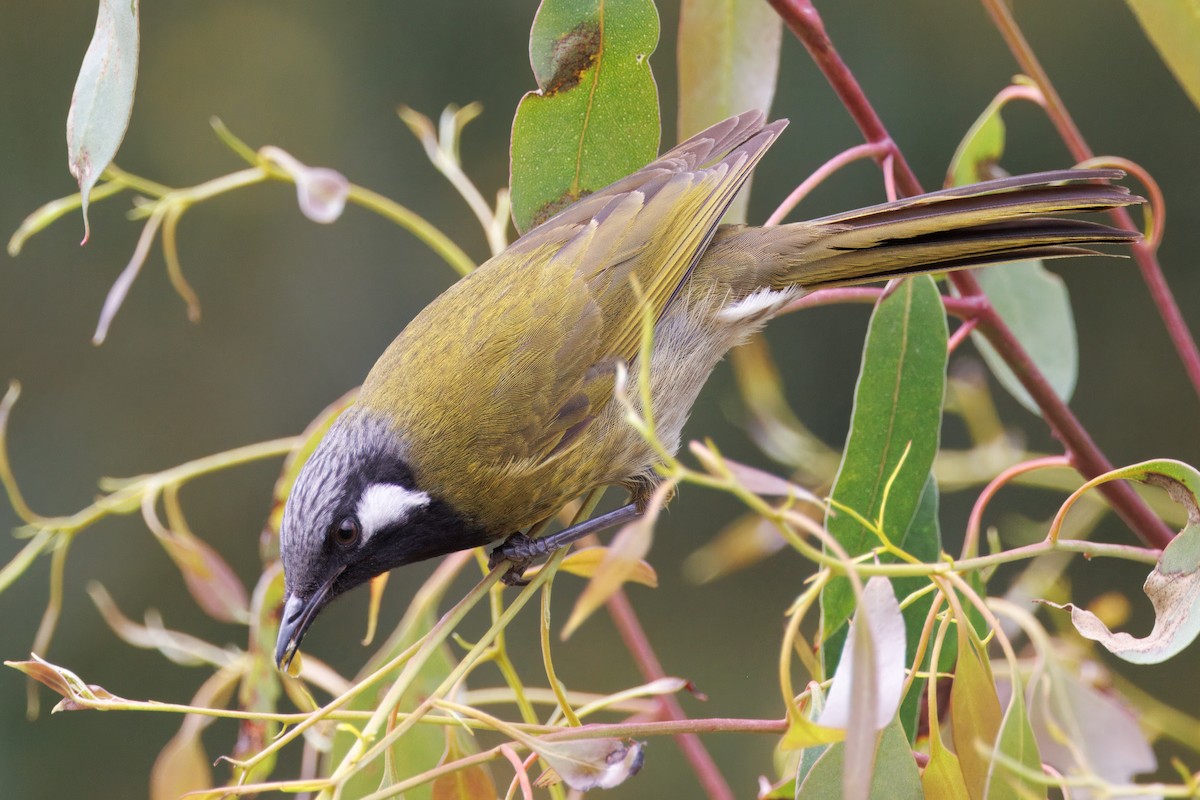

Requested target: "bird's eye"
[{"left": 331, "top": 517, "right": 360, "bottom": 548}]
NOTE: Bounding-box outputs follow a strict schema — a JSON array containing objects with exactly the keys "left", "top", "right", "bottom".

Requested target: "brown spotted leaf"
[{"left": 510, "top": 0, "right": 661, "bottom": 233}]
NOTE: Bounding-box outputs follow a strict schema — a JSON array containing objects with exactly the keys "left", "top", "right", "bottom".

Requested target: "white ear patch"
[{"left": 356, "top": 483, "right": 431, "bottom": 543}]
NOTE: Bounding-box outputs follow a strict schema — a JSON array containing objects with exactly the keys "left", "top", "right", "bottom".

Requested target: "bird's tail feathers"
[{"left": 771, "top": 169, "right": 1142, "bottom": 290}]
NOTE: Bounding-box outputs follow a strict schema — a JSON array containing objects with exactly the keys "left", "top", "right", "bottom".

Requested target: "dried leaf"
[
  {"left": 5, "top": 654, "right": 120, "bottom": 711},
  {"left": 557, "top": 546, "right": 657, "bottom": 587},
  {"left": 1046, "top": 459, "right": 1200, "bottom": 664},
  {"left": 152, "top": 524, "right": 249, "bottom": 624},
  {"left": 563, "top": 483, "right": 671, "bottom": 638},
  {"left": 67, "top": 0, "right": 140, "bottom": 242},
  {"left": 534, "top": 737, "right": 645, "bottom": 792}
]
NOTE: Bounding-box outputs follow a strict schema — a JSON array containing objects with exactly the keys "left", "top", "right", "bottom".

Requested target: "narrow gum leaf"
[
  {"left": 1125, "top": 0, "right": 1200, "bottom": 114},
  {"left": 818, "top": 578, "right": 907, "bottom": 732},
  {"left": 510, "top": 0, "right": 661, "bottom": 233},
  {"left": 818, "top": 578, "right": 907, "bottom": 800},
  {"left": 821, "top": 276, "right": 948, "bottom": 665},
  {"left": 985, "top": 676, "right": 1044, "bottom": 800},
  {"left": 1017, "top": 657, "right": 1156, "bottom": 791},
  {"left": 794, "top": 718, "right": 921, "bottom": 799},
  {"left": 67, "top": 0, "right": 140, "bottom": 243},
  {"left": 922, "top": 733, "right": 971, "bottom": 799},
  {"left": 950, "top": 625, "right": 1003, "bottom": 800},
  {"left": 676, "top": 0, "right": 782, "bottom": 223},
  {"left": 1046, "top": 459, "right": 1200, "bottom": 664},
  {"left": 683, "top": 513, "right": 786, "bottom": 583}
]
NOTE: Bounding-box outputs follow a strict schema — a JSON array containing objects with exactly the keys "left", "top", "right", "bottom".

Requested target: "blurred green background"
[{"left": 2, "top": 1, "right": 1198, "bottom": 797}]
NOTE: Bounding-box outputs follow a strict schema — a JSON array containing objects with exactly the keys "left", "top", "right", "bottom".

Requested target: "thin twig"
[{"left": 605, "top": 589, "right": 734, "bottom": 800}]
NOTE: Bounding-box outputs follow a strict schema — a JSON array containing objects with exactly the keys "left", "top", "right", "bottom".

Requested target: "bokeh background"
[{"left": 2, "top": 1, "right": 1198, "bottom": 797}]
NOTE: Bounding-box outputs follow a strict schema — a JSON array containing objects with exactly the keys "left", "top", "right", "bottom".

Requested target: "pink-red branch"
[{"left": 766, "top": 0, "right": 1174, "bottom": 549}]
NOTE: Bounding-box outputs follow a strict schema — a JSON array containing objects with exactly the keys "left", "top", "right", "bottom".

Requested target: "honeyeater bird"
[{"left": 275, "top": 110, "right": 1140, "bottom": 668}]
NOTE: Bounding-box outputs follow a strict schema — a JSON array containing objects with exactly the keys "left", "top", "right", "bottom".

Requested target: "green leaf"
[
  {"left": 510, "top": 0, "right": 661, "bottom": 233},
  {"left": 821, "top": 277, "right": 948, "bottom": 664},
  {"left": 676, "top": 0, "right": 781, "bottom": 223},
  {"left": 950, "top": 623, "right": 1002, "bottom": 800},
  {"left": 946, "top": 94, "right": 1078, "bottom": 413},
  {"left": 921, "top": 728, "right": 970, "bottom": 800},
  {"left": 972, "top": 262, "right": 1078, "bottom": 413},
  {"left": 794, "top": 717, "right": 922, "bottom": 800},
  {"left": 895, "top": 477, "right": 941, "bottom": 741},
  {"left": 1046, "top": 459, "right": 1200, "bottom": 664},
  {"left": 67, "top": 0, "right": 140, "bottom": 243},
  {"left": 946, "top": 95, "right": 1005, "bottom": 187},
  {"left": 1126, "top": 0, "right": 1200, "bottom": 114},
  {"left": 985, "top": 677, "right": 1045, "bottom": 800}
]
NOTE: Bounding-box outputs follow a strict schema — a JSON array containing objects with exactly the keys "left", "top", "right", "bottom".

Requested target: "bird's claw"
[{"left": 489, "top": 532, "right": 538, "bottom": 586}]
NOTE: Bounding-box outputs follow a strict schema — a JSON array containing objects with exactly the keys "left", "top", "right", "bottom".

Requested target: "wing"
[{"left": 361, "top": 111, "right": 785, "bottom": 517}]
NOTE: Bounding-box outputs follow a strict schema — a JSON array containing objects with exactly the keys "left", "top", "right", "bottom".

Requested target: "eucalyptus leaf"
[
  {"left": 1126, "top": 0, "right": 1200, "bottom": 114},
  {"left": 821, "top": 277, "right": 948, "bottom": 665},
  {"left": 67, "top": 0, "right": 140, "bottom": 243},
  {"left": 794, "top": 717, "right": 922, "bottom": 800},
  {"left": 985, "top": 676, "right": 1044, "bottom": 800},
  {"left": 1046, "top": 459, "right": 1200, "bottom": 664},
  {"left": 677, "top": 0, "right": 781, "bottom": 223},
  {"left": 510, "top": 0, "right": 660, "bottom": 233}
]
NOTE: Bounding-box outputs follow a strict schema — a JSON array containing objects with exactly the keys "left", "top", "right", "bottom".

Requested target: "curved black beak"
[{"left": 275, "top": 570, "right": 341, "bottom": 670}]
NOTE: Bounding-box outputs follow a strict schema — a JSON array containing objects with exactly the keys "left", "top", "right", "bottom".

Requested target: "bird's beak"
[{"left": 275, "top": 569, "right": 342, "bottom": 670}]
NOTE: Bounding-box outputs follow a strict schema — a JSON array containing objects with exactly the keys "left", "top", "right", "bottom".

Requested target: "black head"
[{"left": 275, "top": 407, "right": 491, "bottom": 669}]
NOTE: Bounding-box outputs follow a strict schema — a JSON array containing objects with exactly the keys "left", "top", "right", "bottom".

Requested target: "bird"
[{"left": 274, "top": 110, "right": 1141, "bottom": 668}]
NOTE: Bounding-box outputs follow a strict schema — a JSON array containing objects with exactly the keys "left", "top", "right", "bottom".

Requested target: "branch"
[
  {"left": 766, "top": 0, "right": 1174, "bottom": 548},
  {"left": 979, "top": 0, "right": 1200, "bottom": 402}
]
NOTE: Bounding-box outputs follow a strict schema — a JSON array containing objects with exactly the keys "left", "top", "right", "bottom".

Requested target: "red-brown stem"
[
  {"left": 979, "top": 0, "right": 1200, "bottom": 401},
  {"left": 605, "top": 589, "right": 734, "bottom": 800},
  {"left": 767, "top": 0, "right": 1175, "bottom": 549}
]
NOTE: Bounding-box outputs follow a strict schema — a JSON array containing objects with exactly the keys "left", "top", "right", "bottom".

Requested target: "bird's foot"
[{"left": 488, "top": 532, "right": 544, "bottom": 586}]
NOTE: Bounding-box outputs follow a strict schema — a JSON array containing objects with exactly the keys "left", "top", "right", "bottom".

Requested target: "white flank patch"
[
  {"left": 356, "top": 483, "right": 430, "bottom": 543},
  {"left": 716, "top": 287, "right": 800, "bottom": 323}
]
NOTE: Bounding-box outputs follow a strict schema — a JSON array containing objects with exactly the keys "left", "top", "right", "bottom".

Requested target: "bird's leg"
[{"left": 488, "top": 502, "right": 642, "bottom": 586}]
